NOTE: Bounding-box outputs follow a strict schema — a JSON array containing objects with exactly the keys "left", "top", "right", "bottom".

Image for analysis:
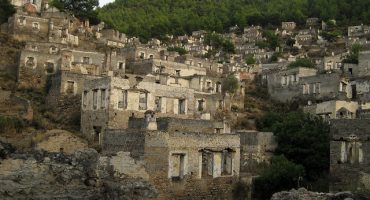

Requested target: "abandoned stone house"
[
  {"left": 348, "top": 25, "right": 370, "bottom": 39},
  {"left": 266, "top": 65, "right": 356, "bottom": 102},
  {"left": 295, "top": 29, "right": 317, "bottom": 46},
  {"left": 266, "top": 67, "right": 317, "bottom": 102},
  {"left": 281, "top": 22, "right": 297, "bottom": 31},
  {"left": 77, "top": 67, "right": 247, "bottom": 199},
  {"left": 96, "top": 28, "right": 127, "bottom": 48},
  {"left": 306, "top": 18, "right": 319, "bottom": 27},
  {"left": 354, "top": 51, "right": 370, "bottom": 77},
  {"left": 100, "top": 116, "right": 240, "bottom": 199},
  {"left": 351, "top": 77, "right": 370, "bottom": 103},
  {"left": 18, "top": 44, "right": 126, "bottom": 92},
  {"left": 300, "top": 73, "right": 352, "bottom": 101},
  {"left": 320, "top": 53, "right": 345, "bottom": 73},
  {"left": 81, "top": 76, "right": 196, "bottom": 141},
  {"left": 122, "top": 45, "right": 161, "bottom": 62},
  {"left": 80, "top": 74, "right": 241, "bottom": 141},
  {"left": 243, "top": 26, "right": 263, "bottom": 43},
  {"left": 17, "top": 41, "right": 64, "bottom": 88},
  {"left": 11, "top": 0, "right": 43, "bottom": 12},
  {"left": 304, "top": 100, "right": 360, "bottom": 120},
  {"left": 1, "top": 7, "right": 81, "bottom": 47},
  {"left": 330, "top": 119, "right": 370, "bottom": 195},
  {"left": 1, "top": 13, "right": 50, "bottom": 41},
  {"left": 238, "top": 130, "right": 276, "bottom": 175}
]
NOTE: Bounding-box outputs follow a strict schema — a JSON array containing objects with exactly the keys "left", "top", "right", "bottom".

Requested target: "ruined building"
[{"left": 330, "top": 119, "right": 370, "bottom": 195}]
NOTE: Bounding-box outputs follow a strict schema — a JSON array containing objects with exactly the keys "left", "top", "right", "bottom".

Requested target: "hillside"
[
  {"left": 98, "top": 0, "right": 370, "bottom": 41},
  {"left": 0, "top": 33, "right": 24, "bottom": 90}
]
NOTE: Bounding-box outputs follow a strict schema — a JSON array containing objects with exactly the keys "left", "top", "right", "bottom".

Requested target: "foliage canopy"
[
  {"left": 0, "top": 0, "right": 15, "bottom": 24},
  {"left": 98, "top": 0, "right": 370, "bottom": 40},
  {"left": 257, "top": 112, "right": 330, "bottom": 180},
  {"left": 222, "top": 74, "right": 239, "bottom": 94},
  {"left": 51, "top": 0, "right": 100, "bottom": 24},
  {"left": 167, "top": 46, "right": 187, "bottom": 55},
  {"left": 253, "top": 155, "right": 305, "bottom": 200},
  {"left": 288, "top": 58, "right": 316, "bottom": 69},
  {"left": 343, "top": 43, "right": 363, "bottom": 64},
  {"left": 254, "top": 112, "right": 330, "bottom": 198}
]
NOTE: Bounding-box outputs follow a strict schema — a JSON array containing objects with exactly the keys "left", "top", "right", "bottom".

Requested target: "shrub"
[
  {"left": 253, "top": 155, "right": 305, "bottom": 200},
  {"left": 0, "top": 115, "right": 25, "bottom": 134},
  {"left": 167, "top": 46, "right": 187, "bottom": 55},
  {"left": 288, "top": 58, "right": 316, "bottom": 69}
]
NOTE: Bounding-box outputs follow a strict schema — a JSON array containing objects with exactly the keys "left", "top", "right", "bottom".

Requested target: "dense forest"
[{"left": 97, "top": 0, "right": 370, "bottom": 41}]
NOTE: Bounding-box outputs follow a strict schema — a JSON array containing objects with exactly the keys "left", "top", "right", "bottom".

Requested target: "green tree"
[
  {"left": 343, "top": 43, "right": 363, "bottom": 64},
  {"left": 320, "top": 30, "right": 341, "bottom": 42},
  {"left": 97, "top": 0, "right": 370, "bottom": 40},
  {"left": 288, "top": 58, "right": 316, "bottom": 69},
  {"left": 51, "top": 0, "right": 100, "bottom": 24},
  {"left": 257, "top": 112, "right": 330, "bottom": 182},
  {"left": 263, "top": 30, "right": 281, "bottom": 50},
  {"left": 222, "top": 74, "right": 240, "bottom": 111},
  {"left": 204, "top": 32, "right": 235, "bottom": 54},
  {"left": 253, "top": 155, "right": 305, "bottom": 200},
  {"left": 167, "top": 46, "right": 187, "bottom": 55},
  {"left": 0, "top": 0, "right": 15, "bottom": 24},
  {"left": 222, "top": 74, "right": 239, "bottom": 95},
  {"left": 245, "top": 54, "right": 256, "bottom": 65},
  {"left": 222, "top": 39, "right": 236, "bottom": 54}
]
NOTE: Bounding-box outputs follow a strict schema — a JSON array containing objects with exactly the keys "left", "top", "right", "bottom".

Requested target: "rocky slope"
[
  {"left": 0, "top": 141, "right": 157, "bottom": 200},
  {"left": 271, "top": 188, "right": 369, "bottom": 200}
]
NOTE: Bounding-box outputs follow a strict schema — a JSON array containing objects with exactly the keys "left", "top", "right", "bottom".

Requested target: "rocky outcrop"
[
  {"left": 271, "top": 188, "right": 370, "bottom": 200},
  {"left": 35, "top": 129, "right": 88, "bottom": 154},
  {"left": 0, "top": 142, "right": 157, "bottom": 200}
]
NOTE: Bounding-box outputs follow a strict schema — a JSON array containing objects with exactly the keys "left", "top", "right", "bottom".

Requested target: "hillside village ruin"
[{"left": 0, "top": 0, "right": 370, "bottom": 199}]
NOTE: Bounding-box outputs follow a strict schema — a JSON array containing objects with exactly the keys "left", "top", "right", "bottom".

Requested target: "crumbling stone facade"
[
  {"left": 102, "top": 117, "right": 240, "bottom": 199},
  {"left": 238, "top": 131, "right": 277, "bottom": 174},
  {"left": 267, "top": 67, "right": 317, "bottom": 102},
  {"left": 355, "top": 51, "right": 370, "bottom": 78},
  {"left": 330, "top": 119, "right": 370, "bottom": 195}
]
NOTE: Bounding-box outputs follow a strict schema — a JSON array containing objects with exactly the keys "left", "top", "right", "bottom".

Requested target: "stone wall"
[
  {"left": 304, "top": 100, "right": 359, "bottom": 119},
  {"left": 300, "top": 73, "right": 351, "bottom": 101},
  {"left": 267, "top": 67, "right": 317, "bottom": 102},
  {"left": 127, "top": 58, "right": 207, "bottom": 77},
  {"left": 7, "top": 14, "right": 49, "bottom": 42},
  {"left": 156, "top": 117, "right": 217, "bottom": 133},
  {"left": 102, "top": 129, "right": 146, "bottom": 158},
  {"left": 99, "top": 151, "right": 149, "bottom": 179},
  {"left": 18, "top": 49, "right": 60, "bottom": 90},
  {"left": 11, "top": 0, "right": 43, "bottom": 12},
  {"left": 238, "top": 131, "right": 276, "bottom": 174},
  {"left": 145, "top": 131, "right": 240, "bottom": 199},
  {"left": 102, "top": 130, "right": 241, "bottom": 199},
  {"left": 352, "top": 77, "right": 370, "bottom": 102},
  {"left": 330, "top": 119, "right": 370, "bottom": 195},
  {"left": 355, "top": 51, "right": 370, "bottom": 78}
]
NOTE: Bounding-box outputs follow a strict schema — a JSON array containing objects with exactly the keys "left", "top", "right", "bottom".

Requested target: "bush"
[
  {"left": 343, "top": 43, "right": 363, "bottom": 64},
  {"left": 233, "top": 181, "right": 250, "bottom": 200},
  {"left": 288, "top": 58, "right": 316, "bottom": 69},
  {"left": 0, "top": 115, "right": 25, "bottom": 134},
  {"left": 245, "top": 54, "right": 256, "bottom": 65},
  {"left": 253, "top": 155, "right": 305, "bottom": 200},
  {"left": 167, "top": 46, "right": 187, "bottom": 55},
  {"left": 204, "top": 32, "right": 235, "bottom": 54},
  {"left": 222, "top": 74, "right": 239, "bottom": 94},
  {"left": 257, "top": 112, "right": 330, "bottom": 181}
]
